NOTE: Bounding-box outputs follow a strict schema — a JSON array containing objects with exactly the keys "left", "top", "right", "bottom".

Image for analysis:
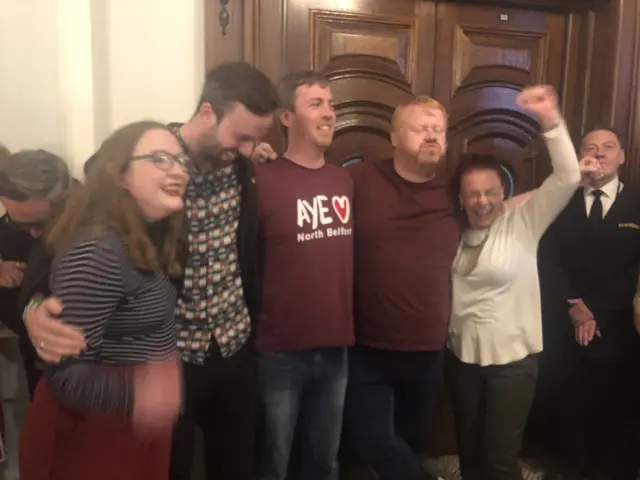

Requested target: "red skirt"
[{"left": 19, "top": 378, "right": 172, "bottom": 480}]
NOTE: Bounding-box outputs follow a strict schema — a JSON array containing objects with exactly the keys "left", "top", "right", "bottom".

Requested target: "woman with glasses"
[{"left": 19, "top": 121, "right": 190, "bottom": 480}]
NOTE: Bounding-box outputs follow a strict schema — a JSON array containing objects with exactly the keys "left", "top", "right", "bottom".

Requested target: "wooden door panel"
[
  {"left": 309, "top": 10, "right": 417, "bottom": 81},
  {"left": 283, "top": 0, "right": 430, "bottom": 84},
  {"left": 258, "top": 0, "right": 433, "bottom": 165},
  {"left": 434, "top": 2, "right": 568, "bottom": 193},
  {"left": 322, "top": 54, "right": 414, "bottom": 166}
]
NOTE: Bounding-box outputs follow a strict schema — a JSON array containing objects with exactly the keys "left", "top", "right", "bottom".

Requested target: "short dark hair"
[
  {"left": 581, "top": 125, "right": 623, "bottom": 146},
  {"left": 0, "top": 149, "right": 70, "bottom": 202},
  {"left": 449, "top": 153, "right": 507, "bottom": 226},
  {"left": 197, "top": 62, "right": 279, "bottom": 121},
  {"left": 277, "top": 71, "right": 330, "bottom": 111},
  {"left": 277, "top": 71, "right": 330, "bottom": 140}
]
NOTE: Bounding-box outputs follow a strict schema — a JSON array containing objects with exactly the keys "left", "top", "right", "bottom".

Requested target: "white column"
[
  {"left": 55, "top": 0, "right": 98, "bottom": 178},
  {"left": 0, "top": 0, "right": 205, "bottom": 177}
]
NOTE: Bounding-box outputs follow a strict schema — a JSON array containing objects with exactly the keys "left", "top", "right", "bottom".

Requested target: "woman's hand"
[
  {"left": 516, "top": 85, "right": 561, "bottom": 130},
  {"left": 132, "top": 357, "right": 182, "bottom": 437}
]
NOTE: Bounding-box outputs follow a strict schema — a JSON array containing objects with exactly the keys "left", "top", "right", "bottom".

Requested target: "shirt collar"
[
  {"left": 169, "top": 124, "right": 192, "bottom": 156},
  {"left": 584, "top": 176, "right": 620, "bottom": 198}
]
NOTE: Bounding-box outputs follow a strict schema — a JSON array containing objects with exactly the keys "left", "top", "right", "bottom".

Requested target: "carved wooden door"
[
  {"left": 432, "top": 2, "right": 569, "bottom": 193},
  {"left": 256, "top": 0, "right": 435, "bottom": 165}
]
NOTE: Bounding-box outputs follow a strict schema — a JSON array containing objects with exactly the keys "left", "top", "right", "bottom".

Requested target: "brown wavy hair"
[{"left": 45, "top": 121, "right": 186, "bottom": 278}]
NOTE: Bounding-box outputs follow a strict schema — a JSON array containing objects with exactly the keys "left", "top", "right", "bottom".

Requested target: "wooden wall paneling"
[
  {"left": 579, "top": 0, "right": 640, "bottom": 184},
  {"left": 623, "top": 0, "right": 640, "bottom": 185},
  {"left": 611, "top": 0, "right": 640, "bottom": 184},
  {"left": 246, "top": 0, "right": 435, "bottom": 92},
  {"left": 582, "top": 0, "right": 621, "bottom": 129},
  {"left": 244, "top": 0, "right": 288, "bottom": 82},
  {"left": 204, "top": 0, "right": 245, "bottom": 67},
  {"left": 206, "top": 0, "right": 640, "bottom": 183},
  {"left": 431, "top": 2, "right": 570, "bottom": 192},
  {"left": 284, "top": 0, "right": 423, "bottom": 75},
  {"left": 413, "top": 1, "right": 437, "bottom": 96},
  {"left": 560, "top": 8, "right": 595, "bottom": 143}
]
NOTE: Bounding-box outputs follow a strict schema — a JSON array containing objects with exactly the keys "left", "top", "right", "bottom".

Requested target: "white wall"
[
  {"left": 0, "top": 4, "right": 205, "bottom": 471},
  {"left": 0, "top": 0, "right": 205, "bottom": 178}
]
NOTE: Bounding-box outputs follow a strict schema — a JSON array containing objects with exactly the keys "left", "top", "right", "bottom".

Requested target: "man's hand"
[
  {"left": 516, "top": 84, "right": 562, "bottom": 130},
  {"left": 25, "top": 297, "right": 86, "bottom": 363},
  {"left": 250, "top": 142, "right": 277, "bottom": 164},
  {"left": 579, "top": 156, "right": 604, "bottom": 185},
  {"left": 568, "top": 298, "right": 601, "bottom": 346},
  {"left": 567, "top": 298, "right": 594, "bottom": 327},
  {"left": 575, "top": 319, "right": 601, "bottom": 346},
  {"left": 0, "top": 261, "right": 25, "bottom": 288}
]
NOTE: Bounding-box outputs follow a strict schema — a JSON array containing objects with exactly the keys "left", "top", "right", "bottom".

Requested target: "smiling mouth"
[{"left": 162, "top": 186, "right": 184, "bottom": 197}]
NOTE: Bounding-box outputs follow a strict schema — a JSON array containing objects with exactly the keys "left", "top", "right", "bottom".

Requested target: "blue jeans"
[{"left": 257, "top": 347, "right": 348, "bottom": 480}]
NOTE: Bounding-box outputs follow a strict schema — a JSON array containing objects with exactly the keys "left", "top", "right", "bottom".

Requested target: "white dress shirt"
[{"left": 583, "top": 177, "right": 622, "bottom": 218}]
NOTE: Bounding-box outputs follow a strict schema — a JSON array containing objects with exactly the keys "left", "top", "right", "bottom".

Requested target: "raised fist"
[{"left": 516, "top": 85, "right": 561, "bottom": 129}]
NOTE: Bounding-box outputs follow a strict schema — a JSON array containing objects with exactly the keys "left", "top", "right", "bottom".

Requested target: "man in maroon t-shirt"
[
  {"left": 343, "top": 97, "right": 457, "bottom": 480},
  {"left": 254, "top": 71, "right": 354, "bottom": 480},
  {"left": 254, "top": 95, "right": 457, "bottom": 480}
]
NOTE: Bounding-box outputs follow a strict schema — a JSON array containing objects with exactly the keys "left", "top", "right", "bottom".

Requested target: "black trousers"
[
  {"left": 549, "top": 347, "right": 640, "bottom": 479},
  {"left": 169, "top": 342, "right": 257, "bottom": 480},
  {"left": 20, "top": 337, "right": 42, "bottom": 400},
  {"left": 24, "top": 356, "right": 42, "bottom": 400},
  {"left": 341, "top": 345, "right": 444, "bottom": 480},
  {"left": 447, "top": 350, "right": 538, "bottom": 480}
]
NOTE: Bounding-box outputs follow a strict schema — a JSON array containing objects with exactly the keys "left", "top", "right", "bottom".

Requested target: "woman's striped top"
[{"left": 44, "top": 230, "right": 177, "bottom": 414}]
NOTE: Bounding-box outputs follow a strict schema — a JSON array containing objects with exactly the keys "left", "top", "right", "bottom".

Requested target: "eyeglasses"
[{"left": 130, "top": 151, "right": 190, "bottom": 173}]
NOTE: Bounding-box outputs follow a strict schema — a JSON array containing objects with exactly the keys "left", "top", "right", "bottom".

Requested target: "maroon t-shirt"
[
  {"left": 254, "top": 157, "right": 355, "bottom": 352},
  {"left": 349, "top": 159, "right": 459, "bottom": 351}
]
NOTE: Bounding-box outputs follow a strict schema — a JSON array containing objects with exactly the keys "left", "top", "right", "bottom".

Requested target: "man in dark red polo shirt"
[{"left": 254, "top": 96, "right": 457, "bottom": 480}]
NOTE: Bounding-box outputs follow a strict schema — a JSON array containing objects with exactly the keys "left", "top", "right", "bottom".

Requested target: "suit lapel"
[{"left": 603, "top": 185, "right": 625, "bottom": 222}]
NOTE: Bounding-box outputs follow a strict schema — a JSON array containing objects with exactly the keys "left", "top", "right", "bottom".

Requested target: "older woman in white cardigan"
[{"left": 446, "top": 85, "right": 599, "bottom": 480}]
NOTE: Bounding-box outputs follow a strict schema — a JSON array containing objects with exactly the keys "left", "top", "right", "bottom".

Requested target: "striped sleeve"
[{"left": 44, "top": 235, "right": 134, "bottom": 414}]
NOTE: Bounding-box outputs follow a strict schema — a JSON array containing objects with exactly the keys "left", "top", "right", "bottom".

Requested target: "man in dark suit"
[{"left": 536, "top": 127, "right": 640, "bottom": 480}]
